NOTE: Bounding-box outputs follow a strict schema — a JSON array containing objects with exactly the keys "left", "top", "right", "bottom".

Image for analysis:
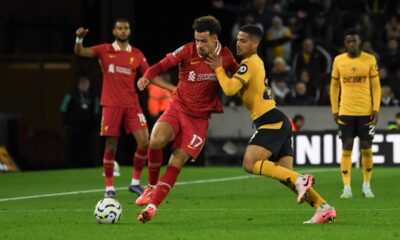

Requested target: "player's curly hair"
[{"left": 192, "top": 15, "right": 221, "bottom": 36}]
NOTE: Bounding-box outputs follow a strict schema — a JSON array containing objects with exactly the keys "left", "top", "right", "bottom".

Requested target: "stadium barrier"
[
  {"left": 205, "top": 131, "right": 400, "bottom": 166},
  {"left": 293, "top": 131, "right": 400, "bottom": 166}
]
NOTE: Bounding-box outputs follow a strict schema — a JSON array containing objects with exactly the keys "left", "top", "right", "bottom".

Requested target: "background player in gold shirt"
[
  {"left": 206, "top": 24, "right": 336, "bottom": 224},
  {"left": 330, "top": 29, "right": 381, "bottom": 199}
]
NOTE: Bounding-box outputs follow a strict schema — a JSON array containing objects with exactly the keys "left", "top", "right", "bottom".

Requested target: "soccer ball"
[{"left": 94, "top": 198, "right": 122, "bottom": 224}]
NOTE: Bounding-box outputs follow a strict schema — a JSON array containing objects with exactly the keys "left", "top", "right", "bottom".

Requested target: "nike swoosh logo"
[
  {"left": 190, "top": 61, "right": 200, "bottom": 65},
  {"left": 303, "top": 178, "right": 310, "bottom": 187},
  {"left": 322, "top": 214, "right": 329, "bottom": 218}
]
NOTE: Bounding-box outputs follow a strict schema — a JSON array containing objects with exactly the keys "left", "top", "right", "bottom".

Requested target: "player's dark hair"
[
  {"left": 113, "top": 18, "right": 130, "bottom": 28},
  {"left": 239, "top": 24, "right": 263, "bottom": 40},
  {"left": 344, "top": 28, "right": 360, "bottom": 37},
  {"left": 192, "top": 15, "right": 221, "bottom": 36}
]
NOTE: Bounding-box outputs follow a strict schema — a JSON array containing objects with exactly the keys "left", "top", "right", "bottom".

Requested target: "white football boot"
[
  {"left": 362, "top": 182, "right": 375, "bottom": 198},
  {"left": 340, "top": 185, "right": 353, "bottom": 199}
]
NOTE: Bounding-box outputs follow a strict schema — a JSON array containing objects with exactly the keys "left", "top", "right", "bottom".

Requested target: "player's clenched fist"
[
  {"left": 76, "top": 27, "right": 89, "bottom": 38},
  {"left": 137, "top": 77, "right": 150, "bottom": 91}
]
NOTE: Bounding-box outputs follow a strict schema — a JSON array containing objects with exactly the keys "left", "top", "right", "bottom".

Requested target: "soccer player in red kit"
[
  {"left": 135, "top": 16, "right": 239, "bottom": 223},
  {"left": 74, "top": 19, "right": 156, "bottom": 198}
]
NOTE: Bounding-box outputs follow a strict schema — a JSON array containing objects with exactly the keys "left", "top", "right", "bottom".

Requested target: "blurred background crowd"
[
  {"left": 211, "top": 0, "right": 400, "bottom": 107},
  {"left": 1, "top": 0, "right": 399, "bottom": 170}
]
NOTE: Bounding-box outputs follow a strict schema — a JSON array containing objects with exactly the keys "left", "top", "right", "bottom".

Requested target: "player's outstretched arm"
[
  {"left": 206, "top": 54, "right": 244, "bottom": 96},
  {"left": 138, "top": 56, "right": 178, "bottom": 91},
  {"left": 137, "top": 76, "right": 176, "bottom": 92},
  {"left": 74, "top": 27, "right": 94, "bottom": 58},
  {"left": 152, "top": 76, "right": 176, "bottom": 92}
]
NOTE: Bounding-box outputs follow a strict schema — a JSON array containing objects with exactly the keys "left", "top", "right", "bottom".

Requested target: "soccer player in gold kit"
[
  {"left": 330, "top": 29, "right": 381, "bottom": 198},
  {"left": 207, "top": 24, "right": 336, "bottom": 224}
]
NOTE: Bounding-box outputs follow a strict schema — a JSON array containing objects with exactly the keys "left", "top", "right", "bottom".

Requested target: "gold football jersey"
[
  {"left": 231, "top": 54, "right": 276, "bottom": 120},
  {"left": 330, "top": 51, "right": 381, "bottom": 116}
]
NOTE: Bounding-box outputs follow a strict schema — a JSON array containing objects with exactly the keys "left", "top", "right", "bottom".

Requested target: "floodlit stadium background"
[{"left": 0, "top": 0, "right": 399, "bottom": 170}]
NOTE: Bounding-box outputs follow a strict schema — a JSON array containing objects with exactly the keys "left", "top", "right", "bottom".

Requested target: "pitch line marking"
[
  {"left": 0, "top": 168, "right": 336, "bottom": 202},
  {"left": 1, "top": 207, "right": 399, "bottom": 213}
]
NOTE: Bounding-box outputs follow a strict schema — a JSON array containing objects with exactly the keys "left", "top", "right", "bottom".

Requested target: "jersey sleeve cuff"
[{"left": 215, "top": 66, "right": 225, "bottom": 75}]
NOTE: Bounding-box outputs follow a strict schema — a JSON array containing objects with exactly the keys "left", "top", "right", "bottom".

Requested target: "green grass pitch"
[{"left": 1, "top": 167, "right": 399, "bottom": 240}]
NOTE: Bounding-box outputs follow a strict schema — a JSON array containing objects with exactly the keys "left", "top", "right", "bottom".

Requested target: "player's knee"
[
  {"left": 137, "top": 138, "right": 149, "bottom": 149},
  {"left": 360, "top": 140, "right": 372, "bottom": 149},
  {"left": 342, "top": 139, "right": 354, "bottom": 150},
  {"left": 149, "top": 135, "right": 168, "bottom": 150},
  {"left": 242, "top": 157, "right": 255, "bottom": 174}
]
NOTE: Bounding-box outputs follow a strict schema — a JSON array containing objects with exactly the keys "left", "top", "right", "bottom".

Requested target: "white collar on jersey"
[
  {"left": 112, "top": 41, "right": 132, "bottom": 52},
  {"left": 196, "top": 41, "right": 222, "bottom": 57}
]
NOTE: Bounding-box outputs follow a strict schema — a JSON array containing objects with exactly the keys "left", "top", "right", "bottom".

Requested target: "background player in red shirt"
[
  {"left": 135, "top": 15, "right": 239, "bottom": 223},
  {"left": 74, "top": 19, "right": 152, "bottom": 198}
]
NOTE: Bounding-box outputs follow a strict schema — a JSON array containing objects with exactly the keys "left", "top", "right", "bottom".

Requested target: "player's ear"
[
  {"left": 251, "top": 38, "right": 260, "bottom": 49},
  {"left": 211, "top": 34, "right": 218, "bottom": 42}
]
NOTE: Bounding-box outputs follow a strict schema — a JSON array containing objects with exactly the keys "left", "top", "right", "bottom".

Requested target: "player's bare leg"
[
  {"left": 340, "top": 138, "right": 354, "bottom": 198},
  {"left": 104, "top": 137, "right": 118, "bottom": 197},
  {"left": 360, "top": 140, "right": 374, "bottom": 198},
  {"left": 138, "top": 148, "right": 190, "bottom": 223},
  {"left": 136, "top": 122, "right": 175, "bottom": 205},
  {"left": 129, "top": 128, "right": 149, "bottom": 196}
]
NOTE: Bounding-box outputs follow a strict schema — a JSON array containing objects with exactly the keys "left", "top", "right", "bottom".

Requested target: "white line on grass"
[
  {"left": 1, "top": 207, "right": 399, "bottom": 213},
  {"left": 0, "top": 168, "right": 337, "bottom": 203}
]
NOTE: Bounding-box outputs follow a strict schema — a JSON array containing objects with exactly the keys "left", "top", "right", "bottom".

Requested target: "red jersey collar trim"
[{"left": 112, "top": 41, "right": 132, "bottom": 52}]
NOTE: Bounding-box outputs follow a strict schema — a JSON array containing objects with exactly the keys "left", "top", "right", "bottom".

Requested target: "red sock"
[
  {"left": 150, "top": 165, "right": 181, "bottom": 207},
  {"left": 148, "top": 148, "right": 163, "bottom": 186},
  {"left": 103, "top": 151, "right": 115, "bottom": 187},
  {"left": 132, "top": 148, "right": 148, "bottom": 180}
]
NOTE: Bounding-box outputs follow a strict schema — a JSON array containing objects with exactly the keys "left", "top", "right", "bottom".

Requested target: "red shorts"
[
  {"left": 157, "top": 104, "right": 209, "bottom": 160},
  {"left": 101, "top": 106, "right": 147, "bottom": 136}
]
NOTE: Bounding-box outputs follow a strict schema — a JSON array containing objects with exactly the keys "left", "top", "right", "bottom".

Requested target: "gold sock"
[
  {"left": 253, "top": 160, "right": 300, "bottom": 184},
  {"left": 362, "top": 148, "right": 373, "bottom": 183},
  {"left": 279, "top": 181, "right": 326, "bottom": 209},
  {"left": 306, "top": 188, "right": 326, "bottom": 209},
  {"left": 340, "top": 150, "right": 352, "bottom": 186}
]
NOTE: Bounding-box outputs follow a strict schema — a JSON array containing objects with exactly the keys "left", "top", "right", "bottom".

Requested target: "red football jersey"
[
  {"left": 92, "top": 41, "right": 149, "bottom": 107},
  {"left": 166, "top": 43, "right": 239, "bottom": 118}
]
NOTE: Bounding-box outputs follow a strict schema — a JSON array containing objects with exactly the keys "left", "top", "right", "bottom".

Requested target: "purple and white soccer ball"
[{"left": 94, "top": 198, "right": 122, "bottom": 224}]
